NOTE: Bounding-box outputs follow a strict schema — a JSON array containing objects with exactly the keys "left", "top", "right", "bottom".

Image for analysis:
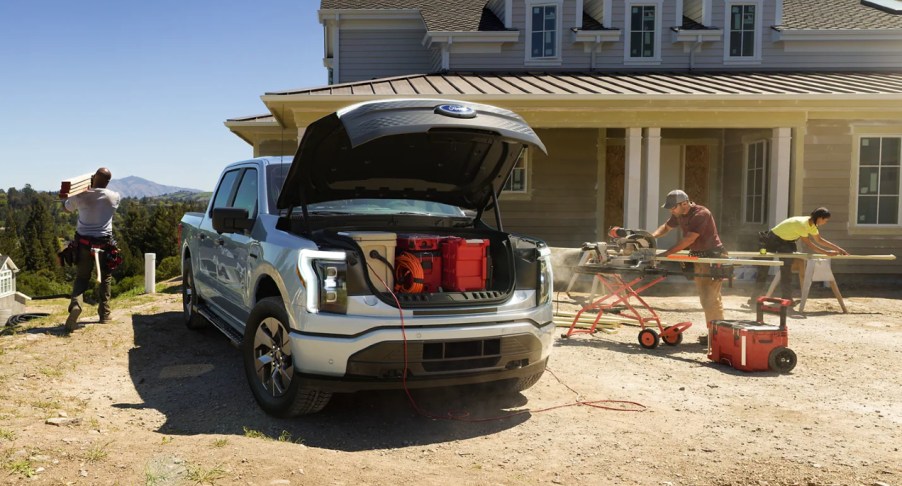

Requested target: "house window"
[
  {"left": 503, "top": 151, "right": 528, "bottom": 193},
  {"left": 857, "top": 137, "right": 901, "bottom": 225},
  {"left": 743, "top": 140, "right": 768, "bottom": 224},
  {"left": 624, "top": 0, "right": 662, "bottom": 63},
  {"left": 630, "top": 5, "right": 656, "bottom": 58},
  {"left": 0, "top": 268, "right": 12, "bottom": 297},
  {"left": 725, "top": 1, "right": 762, "bottom": 62},
  {"left": 529, "top": 3, "right": 559, "bottom": 59}
]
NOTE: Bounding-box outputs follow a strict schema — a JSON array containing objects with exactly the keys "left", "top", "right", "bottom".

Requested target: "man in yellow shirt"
[{"left": 750, "top": 207, "right": 849, "bottom": 304}]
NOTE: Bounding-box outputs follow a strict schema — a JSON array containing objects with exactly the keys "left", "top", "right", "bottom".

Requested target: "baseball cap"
[{"left": 662, "top": 189, "right": 689, "bottom": 209}]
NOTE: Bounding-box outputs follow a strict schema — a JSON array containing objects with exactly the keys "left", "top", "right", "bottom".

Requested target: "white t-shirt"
[{"left": 65, "top": 188, "right": 121, "bottom": 237}]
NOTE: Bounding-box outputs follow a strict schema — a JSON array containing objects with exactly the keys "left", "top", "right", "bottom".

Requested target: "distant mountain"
[{"left": 108, "top": 176, "right": 203, "bottom": 198}]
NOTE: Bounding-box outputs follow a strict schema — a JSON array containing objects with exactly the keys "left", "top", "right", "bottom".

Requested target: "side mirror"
[{"left": 212, "top": 207, "right": 253, "bottom": 234}]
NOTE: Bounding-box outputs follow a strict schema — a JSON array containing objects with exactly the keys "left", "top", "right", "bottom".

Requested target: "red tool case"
[
  {"left": 440, "top": 237, "right": 489, "bottom": 291},
  {"left": 707, "top": 297, "right": 797, "bottom": 373},
  {"left": 395, "top": 235, "right": 443, "bottom": 293}
]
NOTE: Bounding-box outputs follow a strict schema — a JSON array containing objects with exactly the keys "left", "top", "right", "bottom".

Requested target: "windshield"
[{"left": 308, "top": 198, "right": 467, "bottom": 217}]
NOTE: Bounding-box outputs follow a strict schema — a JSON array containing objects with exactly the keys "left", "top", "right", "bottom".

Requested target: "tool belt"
[
  {"left": 59, "top": 233, "right": 122, "bottom": 271},
  {"left": 682, "top": 246, "right": 732, "bottom": 280}
]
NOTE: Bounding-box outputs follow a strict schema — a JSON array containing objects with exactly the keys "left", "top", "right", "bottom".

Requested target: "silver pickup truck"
[{"left": 179, "top": 99, "right": 554, "bottom": 417}]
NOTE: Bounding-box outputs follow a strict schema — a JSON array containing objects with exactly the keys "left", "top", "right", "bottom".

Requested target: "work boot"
[
  {"left": 65, "top": 301, "right": 82, "bottom": 332},
  {"left": 99, "top": 313, "right": 111, "bottom": 324}
]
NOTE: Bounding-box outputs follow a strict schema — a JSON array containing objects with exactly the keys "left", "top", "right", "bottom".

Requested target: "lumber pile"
[{"left": 59, "top": 173, "right": 93, "bottom": 198}]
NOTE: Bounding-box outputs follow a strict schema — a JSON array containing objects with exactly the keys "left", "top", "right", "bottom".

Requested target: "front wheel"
[
  {"left": 638, "top": 329, "right": 660, "bottom": 349},
  {"left": 768, "top": 346, "right": 797, "bottom": 373},
  {"left": 242, "top": 297, "right": 332, "bottom": 417}
]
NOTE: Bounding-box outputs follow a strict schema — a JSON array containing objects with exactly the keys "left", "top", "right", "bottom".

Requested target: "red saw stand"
[{"left": 562, "top": 270, "right": 692, "bottom": 349}]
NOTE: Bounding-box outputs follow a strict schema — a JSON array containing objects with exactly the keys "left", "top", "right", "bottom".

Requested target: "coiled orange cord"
[{"left": 394, "top": 252, "right": 426, "bottom": 293}]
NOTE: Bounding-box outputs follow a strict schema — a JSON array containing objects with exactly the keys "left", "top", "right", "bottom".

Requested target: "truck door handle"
[
  {"left": 199, "top": 234, "right": 207, "bottom": 240},
  {"left": 215, "top": 238, "right": 225, "bottom": 246}
]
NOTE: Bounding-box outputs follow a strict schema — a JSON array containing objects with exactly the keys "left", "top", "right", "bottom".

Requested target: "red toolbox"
[
  {"left": 395, "top": 251, "right": 443, "bottom": 293},
  {"left": 707, "top": 297, "right": 797, "bottom": 373},
  {"left": 441, "top": 237, "right": 489, "bottom": 291},
  {"left": 397, "top": 234, "right": 443, "bottom": 251}
]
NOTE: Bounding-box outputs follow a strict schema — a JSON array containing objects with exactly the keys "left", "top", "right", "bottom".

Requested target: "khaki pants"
[
  {"left": 71, "top": 244, "right": 112, "bottom": 318},
  {"left": 694, "top": 262, "right": 724, "bottom": 325}
]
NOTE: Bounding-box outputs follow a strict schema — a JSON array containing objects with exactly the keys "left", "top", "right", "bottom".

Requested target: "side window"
[
  {"left": 210, "top": 169, "right": 240, "bottom": 213},
  {"left": 857, "top": 136, "right": 901, "bottom": 225},
  {"left": 503, "top": 150, "right": 529, "bottom": 194},
  {"left": 232, "top": 168, "right": 259, "bottom": 218},
  {"left": 743, "top": 140, "right": 768, "bottom": 224}
]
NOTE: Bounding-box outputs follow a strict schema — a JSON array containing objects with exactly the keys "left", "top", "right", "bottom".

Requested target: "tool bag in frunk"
[{"left": 707, "top": 297, "right": 797, "bottom": 373}]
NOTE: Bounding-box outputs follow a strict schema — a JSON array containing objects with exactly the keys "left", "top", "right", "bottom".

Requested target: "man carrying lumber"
[
  {"left": 60, "top": 167, "right": 121, "bottom": 332},
  {"left": 749, "top": 207, "right": 850, "bottom": 306},
  {"left": 652, "top": 189, "right": 727, "bottom": 332}
]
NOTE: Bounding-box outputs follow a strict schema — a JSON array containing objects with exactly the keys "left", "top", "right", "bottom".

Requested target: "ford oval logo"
[{"left": 434, "top": 104, "right": 477, "bottom": 119}]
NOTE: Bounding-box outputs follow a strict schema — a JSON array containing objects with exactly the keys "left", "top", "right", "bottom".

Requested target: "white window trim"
[
  {"left": 525, "top": 0, "right": 564, "bottom": 66},
  {"left": 723, "top": 0, "right": 763, "bottom": 64},
  {"left": 0, "top": 268, "right": 12, "bottom": 298},
  {"left": 852, "top": 133, "right": 902, "bottom": 229},
  {"left": 741, "top": 139, "right": 769, "bottom": 224},
  {"left": 624, "top": 0, "right": 664, "bottom": 65},
  {"left": 501, "top": 148, "right": 532, "bottom": 200}
]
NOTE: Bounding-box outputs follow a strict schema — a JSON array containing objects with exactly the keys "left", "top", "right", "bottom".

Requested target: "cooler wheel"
[
  {"left": 768, "top": 346, "right": 797, "bottom": 373},
  {"left": 638, "top": 329, "right": 660, "bottom": 349}
]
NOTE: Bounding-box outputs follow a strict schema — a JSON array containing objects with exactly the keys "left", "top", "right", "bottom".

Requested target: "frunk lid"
[{"left": 276, "top": 99, "right": 546, "bottom": 211}]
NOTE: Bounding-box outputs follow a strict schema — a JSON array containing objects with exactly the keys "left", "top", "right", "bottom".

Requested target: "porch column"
[
  {"left": 769, "top": 127, "right": 791, "bottom": 225},
  {"left": 643, "top": 127, "right": 662, "bottom": 229},
  {"left": 624, "top": 127, "right": 642, "bottom": 229}
]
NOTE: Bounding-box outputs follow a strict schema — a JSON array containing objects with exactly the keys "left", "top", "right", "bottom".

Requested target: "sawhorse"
[{"left": 765, "top": 257, "right": 847, "bottom": 313}]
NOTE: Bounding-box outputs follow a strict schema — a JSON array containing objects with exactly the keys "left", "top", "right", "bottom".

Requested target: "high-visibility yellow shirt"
[{"left": 771, "top": 216, "right": 819, "bottom": 241}]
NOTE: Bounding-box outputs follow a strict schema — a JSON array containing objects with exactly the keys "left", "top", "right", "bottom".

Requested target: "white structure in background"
[
  {"left": 144, "top": 253, "right": 156, "bottom": 294},
  {"left": 0, "top": 254, "right": 31, "bottom": 324}
]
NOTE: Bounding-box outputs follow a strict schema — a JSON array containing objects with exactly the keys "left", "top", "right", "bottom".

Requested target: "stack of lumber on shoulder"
[{"left": 59, "top": 173, "right": 93, "bottom": 198}]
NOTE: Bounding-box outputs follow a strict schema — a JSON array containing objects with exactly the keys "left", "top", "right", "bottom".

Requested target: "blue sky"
[{"left": 0, "top": 0, "right": 324, "bottom": 192}]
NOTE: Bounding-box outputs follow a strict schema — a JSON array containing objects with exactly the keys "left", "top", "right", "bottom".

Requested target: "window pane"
[
  {"left": 731, "top": 7, "right": 742, "bottom": 29},
  {"left": 212, "top": 170, "right": 240, "bottom": 209},
  {"left": 743, "top": 10, "right": 755, "bottom": 29},
  {"left": 859, "top": 167, "right": 879, "bottom": 194},
  {"left": 882, "top": 138, "right": 901, "bottom": 166},
  {"left": 532, "top": 7, "right": 543, "bottom": 32},
  {"left": 730, "top": 32, "right": 741, "bottom": 56},
  {"left": 878, "top": 196, "right": 899, "bottom": 223},
  {"left": 545, "top": 34, "right": 555, "bottom": 56},
  {"left": 631, "top": 32, "right": 642, "bottom": 56},
  {"left": 232, "top": 169, "right": 259, "bottom": 216},
  {"left": 857, "top": 196, "right": 878, "bottom": 224},
  {"left": 545, "top": 6, "right": 556, "bottom": 30},
  {"left": 532, "top": 32, "right": 543, "bottom": 56},
  {"left": 880, "top": 167, "right": 900, "bottom": 195},
  {"left": 861, "top": 138, "right": 880, "bottom": 164},
  {"left": 643, "top": 8, "right": 655, "bottom": 31},
  {"left": 742, "top": 32, "right": 755, "bottom": 56},
  {"left": 631, "top": 7, "right": 642, "bottom": 30}
]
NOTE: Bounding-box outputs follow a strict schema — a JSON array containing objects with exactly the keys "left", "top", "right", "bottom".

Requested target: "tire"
[
  {"left": 638, "top": 329, "right": 660, "bottom": 349},
  {"left": 242, "top": 297, "right": 332, "bottom": 417},
  {"left": 182, "top": 259, "right": 208, "bottom": 330},
  {"left": 662, "top": 326, "right": 684, "bottom": 346},
  {"left": 768, "top": 346, "right": 797, "bottom": 373},
  {"left": 497, "top": 360, "right": 547, "bottom": 393}
]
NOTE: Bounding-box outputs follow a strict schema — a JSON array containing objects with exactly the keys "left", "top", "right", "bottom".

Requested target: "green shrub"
[
  {"left": 111, "top": 275, "right": 143, "bottom": 298},
  {"left": 156, "top": 255, "right": 181, "bottom": 280}
]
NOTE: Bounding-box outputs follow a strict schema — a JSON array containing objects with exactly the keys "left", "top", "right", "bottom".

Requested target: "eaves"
[{"left": 773, "top": 28, "right": 902, "bottom": 41}]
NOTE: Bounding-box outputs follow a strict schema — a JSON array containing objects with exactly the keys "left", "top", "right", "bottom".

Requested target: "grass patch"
[
  {"left": 211, "top": 438, "right": 228, "bottom": 448},
  {"left": 0, "top": 428, "right": 15, "bottom": 440},
  {"left": 38, "top": 366, "right": 64, "bottom": 378},
  {"left": 85, "top": 440, "right": 112, "bottom": 462},
  {"left": 31, "top": 399, "right": 61, "bottom": 412},
  {"left": 186, "top": 463, "right": 226, "bottom": 485},
  {"left": 5, "top": 458, "right": 36, "bottom": 478},
  {"left": 242, "top": 427, "right": 269, "bottom": 440}
]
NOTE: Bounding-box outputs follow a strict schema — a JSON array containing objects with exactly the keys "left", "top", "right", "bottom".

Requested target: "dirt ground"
[{"left": 1, "top": 278, "right": 900, "bottom": 486}]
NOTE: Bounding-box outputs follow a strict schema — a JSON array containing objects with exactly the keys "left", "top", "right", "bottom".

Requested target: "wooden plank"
[
  {"left": 60, "top": 173, "right": 92, "bottom": 198},
  {"left": 727, "top": 251, "right": 896, "bottom": 261}
]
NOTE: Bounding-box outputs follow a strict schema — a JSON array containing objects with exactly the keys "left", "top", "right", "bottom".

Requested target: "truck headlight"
[
  {"left": 537, "top": 248, "right": 553, "bottom": 306},
  {"left": 298, "top": 250, "right": 347, "bottom": 314}
]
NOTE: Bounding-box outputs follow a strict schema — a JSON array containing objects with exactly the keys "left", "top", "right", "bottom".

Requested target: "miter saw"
[{"left": 579, "top": 227, "right": 660, "bottom": 272}]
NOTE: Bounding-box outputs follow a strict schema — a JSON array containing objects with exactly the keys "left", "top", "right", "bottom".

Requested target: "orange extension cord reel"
[{"left": 394, "top": 252, "right": 426, "bottom": 293}]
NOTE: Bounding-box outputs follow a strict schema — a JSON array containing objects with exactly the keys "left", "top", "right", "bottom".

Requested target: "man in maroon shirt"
[{"left": 652, "top": 189, "right": 727, "bottom": 328}]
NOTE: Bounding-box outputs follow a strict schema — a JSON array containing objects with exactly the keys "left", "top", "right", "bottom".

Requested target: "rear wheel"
[
  {"left": 768, "top": 346, "right": 797, "bottom": 373},
  {"left": 182, "top": 259, "right": 207, "bottom": 330},
  {"left": 661, "top": 326, "right": 684, "bottom": 346},
  {"left": 242, "top": 297, "right": 332, "bottom": 417}
]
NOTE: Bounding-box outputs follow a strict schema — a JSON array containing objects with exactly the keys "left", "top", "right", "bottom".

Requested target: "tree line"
[{"left": 0, "top": 186, "right": 207, "bottom": 299}]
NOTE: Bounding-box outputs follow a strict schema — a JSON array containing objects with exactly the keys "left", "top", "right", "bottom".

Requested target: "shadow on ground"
[{"left": 124, "top": 312, "right": 529, "bottom": 451}]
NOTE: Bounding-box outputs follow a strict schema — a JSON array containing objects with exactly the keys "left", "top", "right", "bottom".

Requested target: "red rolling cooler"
[
  {"left": 441, "top": 237, "right": 489, "bottom": 291},
  {"left": 707, "top": 297, "right": 797, "bottom": 373},
  {"left": 395, "top": 235, "right": 444, "bottom": 293}
]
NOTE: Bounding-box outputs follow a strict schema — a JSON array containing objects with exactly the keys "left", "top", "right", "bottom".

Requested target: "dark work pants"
[
  {"left": 71, "top": 244, "right": 112, "bottom": 318},
  {"left": 751, "top": 232, "right": 797, "bottom": 301}
]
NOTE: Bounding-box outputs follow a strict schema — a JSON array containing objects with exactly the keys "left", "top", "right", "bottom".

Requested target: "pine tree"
[
  {"left": 21, "top": 197, "right": 59, "bottom": 272},
  {"left": 0, "top": 205, "right": 24, "bottom": 263}
]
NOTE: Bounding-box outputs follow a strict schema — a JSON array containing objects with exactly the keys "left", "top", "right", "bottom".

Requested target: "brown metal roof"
[{"left": 266, "top": 71, "right": 902, "bottom": 97}]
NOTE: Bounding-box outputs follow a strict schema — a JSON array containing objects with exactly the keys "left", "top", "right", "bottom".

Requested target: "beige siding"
[{"left": 490, "top": 129, "right": 599, "bottom": 247}]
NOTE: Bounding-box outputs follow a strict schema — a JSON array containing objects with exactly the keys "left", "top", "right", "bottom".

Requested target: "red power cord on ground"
[{"left": 366, "top": 261, "right": 647, "bottom": 421}]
